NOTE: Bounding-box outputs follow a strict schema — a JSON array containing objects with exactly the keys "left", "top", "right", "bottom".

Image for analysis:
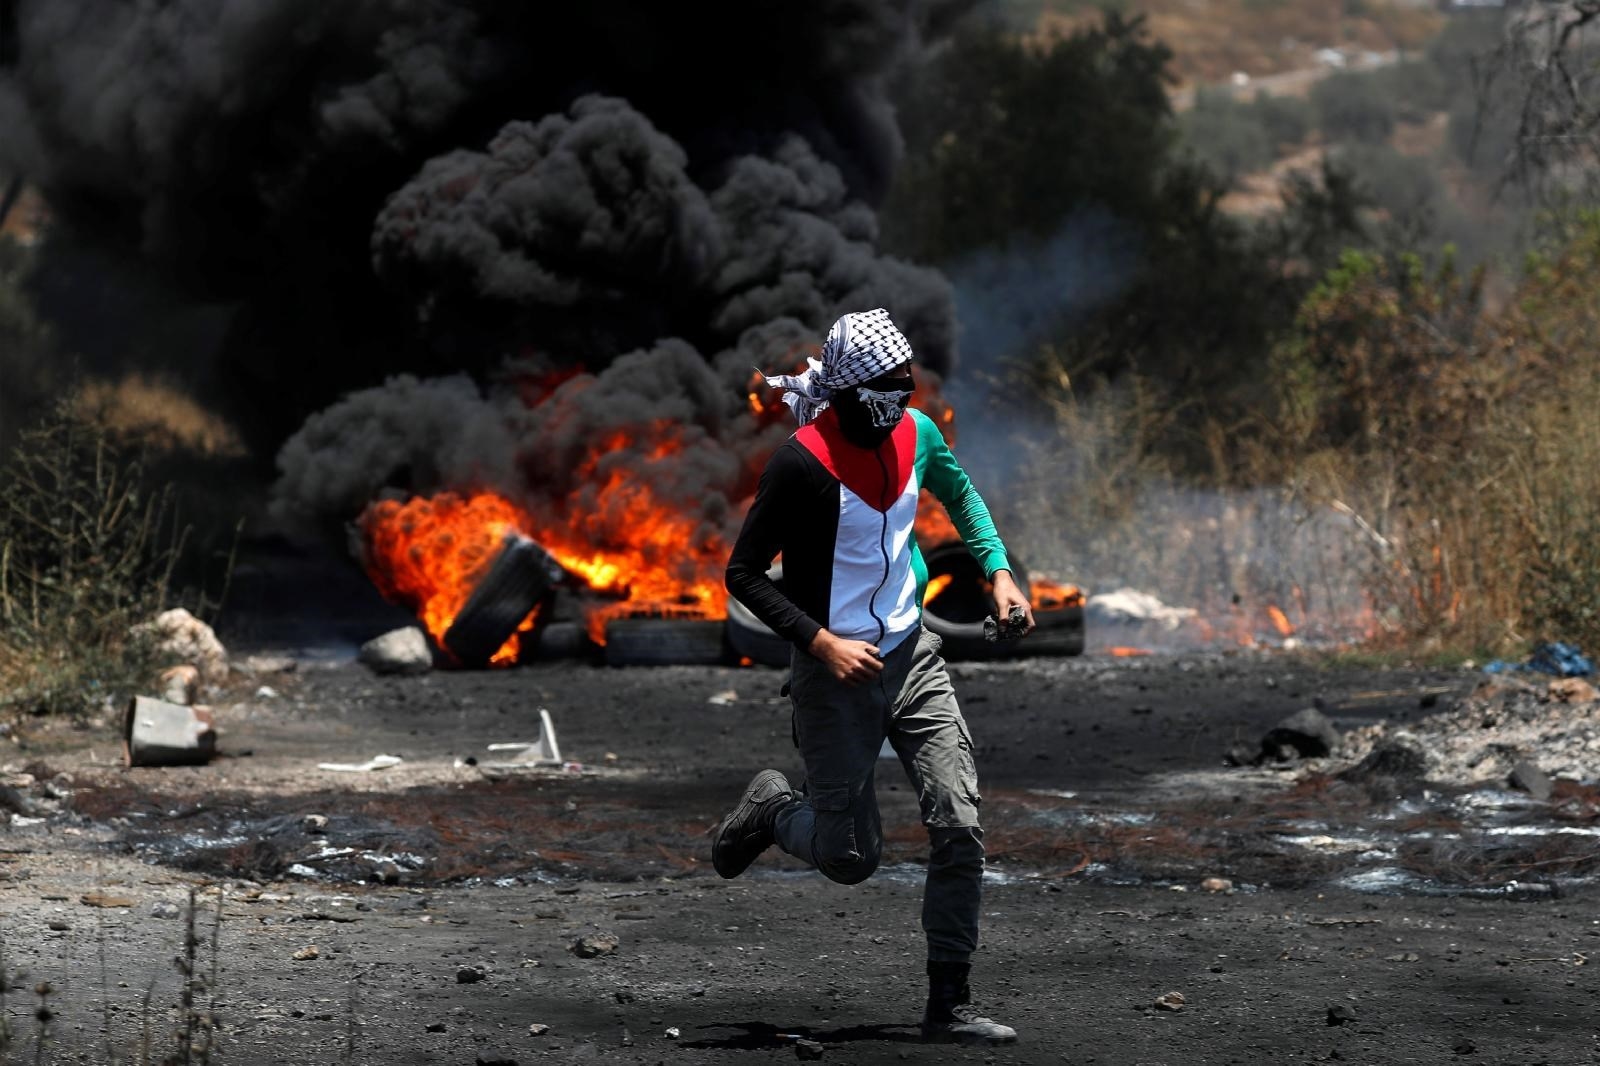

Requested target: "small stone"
[
  {"left": 301, "top": 814, "right": 329, "bottom": 834},
  {"left": 570, "top": 933, "right": 619, "bottom": 958},
  {"left": 357, "top": 626, "right": 433, "bottom": 676},
  {"left": 1153, "top": 991, "right": 1185, "bottom": 1011},
  {"left": 528, "top": 1023, "right": 550, "bottom": 1036},
  {"left": 664, "top": 1027, "right": 680, "bottom": 1039},
  {"left": 1507, "top": 760, "right": 1553, "bottom": 802},
  {"left": 1200, "top": 877, "right": 1232, "bottom": 893},
  {"left": 46, "top": 920, "right": 69, "bottom": 932},
  {"left": 1547, "top": 677, "right": 1597, "bottom": 703},
  {"left": 80, "top": 892, "right": 135, "bottom": 909},
  {"left": 425, "top": 1022, "right": 446, "bottom": 1033},
  {"left": 291, "top": 945, "right": 319, "bottom": 961},
  {"left": 795, "top": 1038, "right": 826, "bottom": 1060},
  {"left": 1326, "top": 1004, "right": 1357, "bottom": 1026},
  {"left": 1222, "top": 743, "right": 1258, "bottom": 768},
  {"left": 1453, "top": 1037, "right": 1476, "bottom": 1055},
  {"left": 150, "top": 901, "right": 181, "bottom": 919},
  {"left": 456, "top": 966, "right": 487, "bottom": 984}
]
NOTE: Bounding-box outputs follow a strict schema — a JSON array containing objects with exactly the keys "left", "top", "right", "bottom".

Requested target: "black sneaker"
[
  {"left": 711, "top": 769, "right": 792, "bottom": 879},
  {"left": 920, "top": 1004, "right": 1018, "bottom": 1045}
]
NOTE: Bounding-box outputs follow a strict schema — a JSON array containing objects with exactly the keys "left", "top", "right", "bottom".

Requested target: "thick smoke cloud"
[
  {"left": 1, "top": 0, "right": 970, "bottom": 533},
  {"left": 372, "top": 95, "right": 954, "bottom": 378}
]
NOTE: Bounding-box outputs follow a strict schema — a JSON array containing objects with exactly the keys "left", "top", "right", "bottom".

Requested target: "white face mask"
[{"left": 854, "top": 385, "right": 912, "bottom": 428}]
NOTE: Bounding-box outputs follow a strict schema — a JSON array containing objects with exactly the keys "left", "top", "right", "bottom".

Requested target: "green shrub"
[
  {"left": 1250, "top": 91, "right": 1313, "bottom": 150},
  {"left": 1181, "top": 89, "right": 1276, "bottom": 181},
  {"left": 1371, "top": 60, "right": 1451, "bottom": 123},
  {"left": 1259, "top": 213, "right": 1600, "bottom": 654},
  {"left": 1311, "top": 70, "right": 1397, "bottom": 144}
]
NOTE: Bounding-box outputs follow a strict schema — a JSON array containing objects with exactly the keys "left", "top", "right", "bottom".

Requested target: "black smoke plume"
[{"left": 1, "top": 0, "right": 970, "bottom": 507}]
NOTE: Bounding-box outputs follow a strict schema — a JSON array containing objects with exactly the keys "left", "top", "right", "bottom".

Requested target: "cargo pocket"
[
  {"left": 809, "top": 779, "right": 859, "bottom": 868},
  {"left": 953, "top": 724, "right": 982, "bottom": 810}
]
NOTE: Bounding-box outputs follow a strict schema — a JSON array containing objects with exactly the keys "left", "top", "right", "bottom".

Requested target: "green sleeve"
[{"left": 912, "top": 410, "right": 1012, "bottom": 578}]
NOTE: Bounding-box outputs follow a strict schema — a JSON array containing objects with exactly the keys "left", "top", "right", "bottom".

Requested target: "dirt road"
[{"left": 3, "top": 646, "right": 1596, "bottom": 1064}]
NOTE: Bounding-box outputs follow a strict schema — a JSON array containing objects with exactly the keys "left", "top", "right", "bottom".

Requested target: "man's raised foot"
[{"left": 711, "top": 769, "right": 792, "bottom": 878}]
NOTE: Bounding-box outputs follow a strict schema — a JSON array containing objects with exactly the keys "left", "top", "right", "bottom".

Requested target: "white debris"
[
  {"left": 1087, "top": 588, "right": 1198, "bottom": 631},
  {"left": 317, "top": 754, "right": 403, "bottom": 773}
]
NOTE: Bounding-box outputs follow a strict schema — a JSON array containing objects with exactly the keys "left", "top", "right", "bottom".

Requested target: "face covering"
[
  {"left": 855, "top": 385, "right": 913, "bottom": 428},
  {"left": 834, "top": 384, "right": 911, "bottom": 447}
]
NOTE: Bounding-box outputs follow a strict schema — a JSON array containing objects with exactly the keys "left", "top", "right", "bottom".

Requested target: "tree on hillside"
[{"left": 881, "top": 14, "right": 1367, "bottom": 469}]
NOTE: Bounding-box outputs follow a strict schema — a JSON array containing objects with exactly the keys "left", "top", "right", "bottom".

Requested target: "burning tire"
[
  {"left": 519, "top": 620, "right": 591, "bottom": 662},
  {"left": 920, "top": 542, "right": 1085, "bottom": 661},
  {"left": 724, "top": 564, "right": 793, "bottom": 668},
  {"left": 440, "top": 531, "right": 561, "bottom": 668},
  {"left": 603, "top": 617, "right": 729, "bottom": 667}
]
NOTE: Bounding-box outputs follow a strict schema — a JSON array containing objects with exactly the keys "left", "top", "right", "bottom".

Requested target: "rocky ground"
[{"left": 2, "top": 625, "right": 1598, "bottom": 1065}]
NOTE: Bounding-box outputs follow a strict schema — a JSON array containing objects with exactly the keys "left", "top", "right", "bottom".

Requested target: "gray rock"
[
  {"left": 1223, "top": 743, "right": 1259, "bottom": 768},
  {"left": 1261, "top": 708, "right": 1340, "bottom": 759},
  {"left": 570, "top": 932, "right": 619, "bottom": 958},
  {"left": 795, "top": 1038, "right": 826, "bottom": 1060},
  {"left": 358, "top": 627, "right": 433, "bottom": 676},
  {"left": 1327, "top": 1004, "right": 1357, "bottom": 1026},
  {"left": 1339, "top": 734, "right": 1430, "bottom": 794},
  {"left": 1507, "top": 759, "right": 1552, "bottom": 801}
]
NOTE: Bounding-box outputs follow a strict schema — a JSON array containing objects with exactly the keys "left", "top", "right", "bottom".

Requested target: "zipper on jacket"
[{"left": 866, "top": 446, "right": 892, "bottom": 647}]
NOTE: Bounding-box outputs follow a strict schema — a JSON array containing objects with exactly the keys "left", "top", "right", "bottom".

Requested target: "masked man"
[{"left": 716, "top": 307, "right": 1032, "bottom": 1046}]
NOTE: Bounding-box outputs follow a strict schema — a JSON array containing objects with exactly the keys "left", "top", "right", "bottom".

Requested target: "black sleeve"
[{"left": 726, "top": 444, "right": 822, "bottom": 650}]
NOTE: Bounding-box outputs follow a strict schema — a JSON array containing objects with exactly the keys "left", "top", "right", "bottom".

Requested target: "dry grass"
[
  {"left": 73, "top": 375, "right": 247, "bottom": 460},
  {"left": 1003, "top": 214, "right": 1600, "bottom": 659},
  {"left": 0, "top": 392, "right": 219, "bottom": 716}
]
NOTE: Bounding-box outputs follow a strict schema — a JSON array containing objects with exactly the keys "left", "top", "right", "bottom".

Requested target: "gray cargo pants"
[{"left": 772, "top": 626, "right": 984, "bottom": 962}]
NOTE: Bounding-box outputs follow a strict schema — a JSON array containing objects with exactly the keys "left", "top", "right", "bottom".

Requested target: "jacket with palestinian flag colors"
[{"left": 726, "top": 406, "right": 1012, "bottom": 656}]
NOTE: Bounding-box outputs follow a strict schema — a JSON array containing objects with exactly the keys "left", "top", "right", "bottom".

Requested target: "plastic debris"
[{"left": 1484, "top": 642, "right": 1593, "bottom": 678}]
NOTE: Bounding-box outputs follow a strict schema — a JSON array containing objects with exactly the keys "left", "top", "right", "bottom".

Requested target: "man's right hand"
[{"left": 808, "top": 629, "right": 884, "bottom": 686}]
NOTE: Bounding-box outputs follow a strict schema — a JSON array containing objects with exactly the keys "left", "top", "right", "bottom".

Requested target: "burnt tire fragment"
[{"left": 603, "top": 618, "right": 729, "bottom": 666}]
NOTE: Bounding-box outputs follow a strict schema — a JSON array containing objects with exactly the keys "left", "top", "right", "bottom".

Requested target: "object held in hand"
[{"left": 983, "top": 604, "right": 1029, "bottom": 643}]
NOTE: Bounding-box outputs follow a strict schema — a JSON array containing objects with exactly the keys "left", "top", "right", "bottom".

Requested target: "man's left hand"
[{"left": 990, "top": 570, "right": 1035, "bottom": 637}]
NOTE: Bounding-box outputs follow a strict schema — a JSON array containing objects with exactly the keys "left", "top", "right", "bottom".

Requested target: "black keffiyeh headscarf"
[{"left": 763, "top": 308, "right": 914, "bottom": 426}]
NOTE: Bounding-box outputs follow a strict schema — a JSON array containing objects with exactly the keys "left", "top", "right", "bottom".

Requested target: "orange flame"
[
  {"left": 360, "top": 423, "right": 731, "bottom": 658},
  {"left": 1107, "top": 646, "right": 1152, "bottom": 657},
  {"left": 1266, "top": 604, "right": 1295, "bottom": 637},
  {"left": 925, "top": 574, "right": 955, "bottom": 605},
  {"left": 359, "top": 493, "right": 540, "bottom": 665},
  {"left": 1030, "top": 577, "right": 1084, "bottom": 611}
]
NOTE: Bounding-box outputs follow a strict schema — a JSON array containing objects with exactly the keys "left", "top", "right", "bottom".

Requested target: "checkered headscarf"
[{"left": 764, "top": 308, "right": 914, "bottom": 426}]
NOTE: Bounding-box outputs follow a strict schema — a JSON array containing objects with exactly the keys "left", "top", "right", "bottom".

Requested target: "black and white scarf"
[{"left": 764, "top": 308, "right": 914, "bottom": 426}]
